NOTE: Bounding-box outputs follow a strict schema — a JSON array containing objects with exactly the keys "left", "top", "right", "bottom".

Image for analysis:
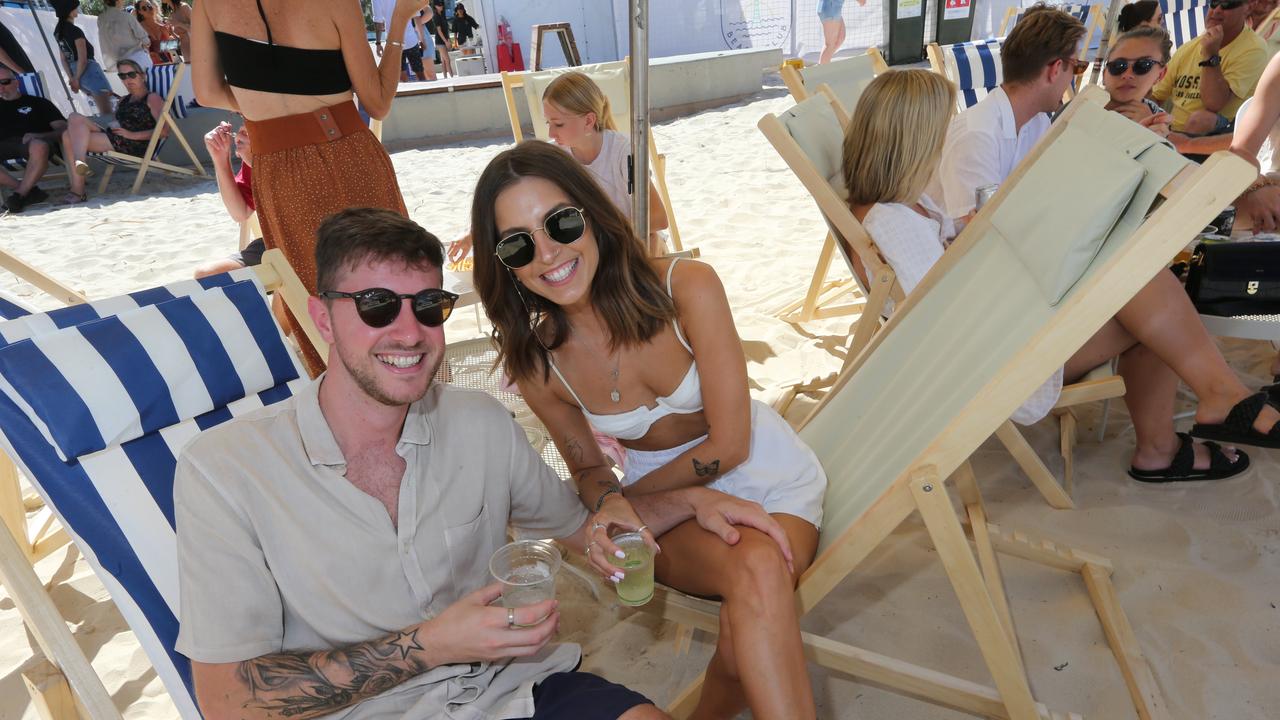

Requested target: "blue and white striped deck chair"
[
  {"left": 0, "top": 290, "right": 32, "bottom": 320},
  {"left": 928, "top": 38, "right": 1004, "bottom": 112},
  {"left": 0, "top": 268, "right": 306, "bottom": 719},
  {"left": 91, "top": 62, "right": 207, "bottom": 196},
  {"left": 1168, "top": 4, "right": 1208, "bottom": 53},
  {"left": 999, "top": 4, "right": 1103, "bottom": 59},
  {"left": 1160, "top": 0, "right": 1204, "bottom": 13}
]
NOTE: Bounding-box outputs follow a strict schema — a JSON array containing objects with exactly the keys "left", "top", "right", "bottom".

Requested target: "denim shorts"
[
  {"left": 77, "top": 59, "right": 111, "bottom": 96},
  {"left": 818, "top": 0, "right": 846, "bottom": 20}
]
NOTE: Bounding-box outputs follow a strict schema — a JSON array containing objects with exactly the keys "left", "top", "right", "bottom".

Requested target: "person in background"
[
  {"left": 59, "top": 58, "right": 164, "bottom": 204},
  {"left": 194, "top": 122, "right": 260, "bottom": 274},
  {"left": 373, "top": 0, "right": 419, "bottom": 82},
  {"left": 96, "top": 0, "right": 152, "bottom": 71},
  {"left": 53, "top": 0, "right": 114, "bottom": 116},
  {"left": 414, "top": 7, "right": 437, "bottom": 80},
  {"left": 817, "top": 0, "right": 865, "bottom": 65},
  {"left": 849, "top": 68, "right": 1274, "bottom": 481},
  {"left": 166, "top": 0, "right": 193, "bottom": 62},
  {"left": 0, "top": 62, "right": 65, "bottom": 213},
  {"left": 1249, "top": 0, "right": 1279, "bottom": 29},
  {"left": 136, "top": 0, "right": 175, "bottom": 64},
  {"left": 1101, "top": 28, "right": 1178, "bottom": 141},
  {"left": 450, "top": 2, "right": 479, "bottom": 46},
  {"left": 1150, "top": 0, "right": 1267, "bottom": 135},
  {"left": 191, "top": 0, "right": 425, "bottom": 376},
  {"left": 1117, "top": 0, "right": 1162, "bottom": 33},
  {"left": 429, "top": 0, "right": 453, "bottom": 76}
]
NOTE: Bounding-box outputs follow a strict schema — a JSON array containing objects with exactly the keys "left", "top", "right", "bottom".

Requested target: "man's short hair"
[
  {"left": 1002, "top": 4, "right": 1087, "bottom": 85},
  {"left": 315, "top": 208, "right": 444, "bottom": 293},
  {"left": 0, "top": 63, "right": 14, "bottom": 78}
]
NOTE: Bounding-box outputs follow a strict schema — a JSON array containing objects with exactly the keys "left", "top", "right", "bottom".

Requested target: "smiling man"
[
  {"left": 174, "top": 208, "right": 789, "bottom": 720},
  {"left": 1151, "top": 0, "right": 1268, "bottom": 134}
]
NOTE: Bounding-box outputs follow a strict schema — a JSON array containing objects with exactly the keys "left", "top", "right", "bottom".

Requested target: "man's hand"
[
  {"left": 1202, "top": 25, "right": 1224, "bottom": 58},
  {"left": 69, "top": 78, "right": 80, "bottom": 93},
  {"left": 21, "top": 132, "right": 37, "bottom": 145},
  {"left": 1237, "top": 183, "right": 1280, "bottom": 232},
  {"left": 1138, "top": 111, "right": 1172, "bottom": 138},
  {"left": 690, "top": 490, "right": 794, "bottom": 573},
  {"left": 203, "top": 121, "right": 233, "bottom": 160},
  {"left": 420, "top": 583, "right": 559, "bottom": 667}
]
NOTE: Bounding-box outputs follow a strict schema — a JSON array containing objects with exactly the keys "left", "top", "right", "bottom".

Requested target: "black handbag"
[{"left": 1184, "top": 241, "right": 1280, "bottom": 316}]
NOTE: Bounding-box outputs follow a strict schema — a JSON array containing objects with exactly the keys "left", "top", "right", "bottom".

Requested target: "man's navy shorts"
[{"left": 520, "top": 671, "right": 652, "bottom": 719}]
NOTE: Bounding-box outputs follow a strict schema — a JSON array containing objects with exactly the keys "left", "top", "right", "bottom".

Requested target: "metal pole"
[
  {"left": 629, "top": 0, "right": 649, "bottom": 243},
  {"left": 26, "top": 1, "right": 76, "bottom": 109}
]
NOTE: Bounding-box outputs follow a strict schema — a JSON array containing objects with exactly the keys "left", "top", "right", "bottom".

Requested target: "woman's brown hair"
[{"left": 471, "top": 141, "right": 676, "bottom": 383}]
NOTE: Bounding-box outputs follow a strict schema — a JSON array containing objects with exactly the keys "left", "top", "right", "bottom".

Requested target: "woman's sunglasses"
[
  {"left": 495, "top": 206, "right": 587, "bottom": 269},
  {"left": 118, "top": 71, "right": 142, "bottom": 80},
  {"left": 1105, "top": 58, "right": 1164, "bottom": 76},
  {"left": 319, "top": 287, "right": 459, "bottom": 328}
]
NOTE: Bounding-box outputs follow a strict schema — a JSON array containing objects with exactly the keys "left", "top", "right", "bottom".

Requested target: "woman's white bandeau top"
[{"left": 547, "top": 259, "right": 703, "bottom": 440}]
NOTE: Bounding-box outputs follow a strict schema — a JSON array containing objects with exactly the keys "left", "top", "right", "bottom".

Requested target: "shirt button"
[
  {"left": 319, "top": 113, "right": 328, "bottom": 120},
  {"left": 328, "top": 129, "right": 336, "bottom": 136}
]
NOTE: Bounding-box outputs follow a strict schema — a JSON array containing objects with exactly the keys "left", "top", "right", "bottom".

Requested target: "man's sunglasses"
[
  {"left": 1208, "top": 0, "right": 1245, "bottom": 8},
  {"left": 495, "top": 206, "right": 587, "bottom": 269},
  {"left": 319, "top": 287, "right": 459, "bottom": 328},
  {"left": 0, "top": 78, "right": 14, "bottom": 86},
  {"left": 1105, "top": 57, "right": 1164, "bottom": 76},
  {"left": 117, "top": 71, "right": 142, "bottom": 80},
  {"left": 1059, "top": 57, "right": 1090, "bottom": 74}
]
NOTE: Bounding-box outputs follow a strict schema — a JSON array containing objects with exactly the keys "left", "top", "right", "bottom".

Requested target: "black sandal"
[
  {"left": 1128, "top": 432, "right": 1250, "bottom": 483},
  {"left": 1262, "top": 376, "right": 1280, "bottom": 406},
  {"left": 1189, "top": 392, "right": 1280, "bottom": 449}
]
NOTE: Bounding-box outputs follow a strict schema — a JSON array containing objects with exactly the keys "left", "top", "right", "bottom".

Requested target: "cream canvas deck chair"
[
  {"left": 0, "top": 249, "right": 316, "bottom": 720},
  {"left": 499, "top": 59, "right": 685, "bottom": 252},
  {"left": 774, "top": 50, "right": 888, "bottom": 323},
  {"left": 92, "top": 63, "right": 207, "bottom": 195},
  {"left": 763, "top": 88, "right": 1124, "bottom": 508},
  {"left": 650, "top": 89, "right": 1251, "bottom": 720}
]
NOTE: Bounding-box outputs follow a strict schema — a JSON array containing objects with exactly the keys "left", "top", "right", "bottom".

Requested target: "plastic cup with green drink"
[{"left": 610, "top": 531, "right": 654, "bottom": 606}]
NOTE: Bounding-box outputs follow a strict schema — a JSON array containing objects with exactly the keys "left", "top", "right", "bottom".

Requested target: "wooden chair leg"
[
  {"left": 1081, "top": 563, "right": 1171, "bottom": 720},
  {"left": 672, "top": 623, "right": 695, "bottom": 655},
  {"left": 799, "top": 233, "right": 839, "bottom": 322},
  {"left": 910, "top": 468, "right": 1041, "bottom": 720},
  {"left": 1, "top": 453, "right": 31, "bottom": 561},
  {"left": 23, "top": 661, "right": 80, "bottom": 720},
  {"left": 994, "top": 421, "right": 1074, "bottom": 510},
  {"left": 665, "top": 670, "right": 705, "bottom": 719},
  {"left": 1057, "top": 409, "right": 1077, "bottom": 498},
  {"left": 97, "top": 166, "right": 112, "bottom": 195}
]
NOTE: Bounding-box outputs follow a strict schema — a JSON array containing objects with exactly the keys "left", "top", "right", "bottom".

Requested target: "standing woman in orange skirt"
[{"left": 190, "top": 0, "right": 423, "bottom": 376}]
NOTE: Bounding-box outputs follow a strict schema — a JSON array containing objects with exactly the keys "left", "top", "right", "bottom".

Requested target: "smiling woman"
[{"left": 469, "top": 140, "right": 828, "bottom": 720}]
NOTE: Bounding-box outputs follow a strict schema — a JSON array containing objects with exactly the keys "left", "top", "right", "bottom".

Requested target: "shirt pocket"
[{"left": 444, "top": 503, "right": 497, "bottom": 595}]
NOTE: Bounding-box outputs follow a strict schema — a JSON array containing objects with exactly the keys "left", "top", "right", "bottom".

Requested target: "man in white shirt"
[
  {"left": 96, "top": 0, "right": 152, "bottom": 71},
  {"left": 927, "top": 5, "right": 1087, "bottom": 217}
]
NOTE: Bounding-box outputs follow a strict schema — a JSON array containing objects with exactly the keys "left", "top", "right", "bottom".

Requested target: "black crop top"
[{"left": 214, "top": 0, "right": 351, "bottom": 95}]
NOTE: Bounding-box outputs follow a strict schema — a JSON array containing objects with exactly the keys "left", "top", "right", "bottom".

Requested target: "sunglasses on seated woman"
[
  {"left": 117, "top": 71, "right": 142, "bottom": 80},
  {"left": 1105, "top": 58, "right": 1164, "bottom": 76},
  {"left": 319, "top": 287, "right": 459, "bottom": 328},
  {"left": 495, "top": 206, "right": 587, "bottom": 269}
]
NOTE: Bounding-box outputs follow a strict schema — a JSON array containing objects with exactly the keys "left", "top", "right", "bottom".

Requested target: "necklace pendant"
[{"left": 610, "top": 389, "right": 621, "bottom": 403}]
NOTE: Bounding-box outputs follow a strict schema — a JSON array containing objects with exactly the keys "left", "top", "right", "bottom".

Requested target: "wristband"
[
  {"left": 592, "top": 486, "right": 621, "bottom": 512},
  {"left": 388, "top": 40, "right": 403, "bottom": 47}
]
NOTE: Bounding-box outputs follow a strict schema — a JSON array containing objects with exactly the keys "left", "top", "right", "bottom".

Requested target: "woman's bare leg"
[
  {"left": 61, "top": 114, "right": 112, "bottom": 196},
  {"left": 654, "top": 514, "right": 819, "bottom": 720}
]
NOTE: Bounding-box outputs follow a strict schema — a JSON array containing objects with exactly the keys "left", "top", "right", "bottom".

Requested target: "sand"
[{"left": 2, "top": 79, "right": 1279, "bottom": 719}]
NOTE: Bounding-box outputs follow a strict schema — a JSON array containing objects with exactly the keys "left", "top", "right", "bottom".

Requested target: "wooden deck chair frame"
[
  {"left": 764, "top": 88, "right": 1122, "bottom": 510},
  {"left": 647, "top": 88, "right": 1246, "bottom": 720},
  {"left": 774, "top": 50, "right": 889, "bottom": 324},
  {"left": 499, "top": 59, "right": 685, "bottom": 252},
  {"left": 96, "top": 63, "right": 207, "bottom": 196},
  {"left": 0, "top": 248, "right": 317, "bottom": 720}
]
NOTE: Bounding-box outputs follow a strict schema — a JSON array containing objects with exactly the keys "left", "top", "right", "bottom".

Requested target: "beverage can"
[{"left": 975, "top": 184, "right": 999, "bottom": 211}]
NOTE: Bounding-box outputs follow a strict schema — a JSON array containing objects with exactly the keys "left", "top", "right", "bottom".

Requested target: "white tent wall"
[
  {"left": 970, "top": 0, "right": 1112, "bottom": 46},
  {"left": 0, "top": 5, "right": 110, "bottom": 116}
]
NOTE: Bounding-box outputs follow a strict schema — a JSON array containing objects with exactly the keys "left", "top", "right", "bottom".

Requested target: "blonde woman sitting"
[
  {"left": 844, "top": 69, "right": 1280, "bottom": 481},
  {"left": 450, "top": 71, "right": 668, "bottom": 261}
]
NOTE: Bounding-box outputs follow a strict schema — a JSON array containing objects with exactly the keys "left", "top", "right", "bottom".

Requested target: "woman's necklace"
[{"left": 609, "top": 352, "right": 621, "bottom": 403}]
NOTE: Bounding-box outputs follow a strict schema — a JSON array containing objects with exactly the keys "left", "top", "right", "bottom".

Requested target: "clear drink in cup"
[
  {"left": 975, "top": 183, "right": 999, "bottom": 211},
  {"left": 489, "top": 539, "right": 560, "bottom": 625},
  {"left": 611, "top": 532, "right": 654, "bottom": 607}
]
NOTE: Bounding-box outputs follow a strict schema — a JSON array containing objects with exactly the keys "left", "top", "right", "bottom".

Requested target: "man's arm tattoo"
[
  {"left": 236, "top": 628, "right": 427, "bottom": 719},
  {"left": 692, "top": 457, "right": 721, "bottom": 478}
]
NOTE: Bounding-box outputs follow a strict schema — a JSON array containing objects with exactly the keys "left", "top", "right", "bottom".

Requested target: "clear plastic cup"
[
  {"left": 489, "top": 540, "right": 560, "bottom": 624},
  {"left": 611, "top": 532, "right": 654, "bottom": 607}
]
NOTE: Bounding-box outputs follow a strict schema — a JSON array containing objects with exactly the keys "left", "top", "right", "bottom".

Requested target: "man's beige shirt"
[{"left": 174, "top": 377, "right": 588, "bottom": 719}]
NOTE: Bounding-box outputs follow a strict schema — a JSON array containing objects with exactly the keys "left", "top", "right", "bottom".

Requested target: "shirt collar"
[
  {"left": 991, "top": 86, "right": 1018, "bottom": 141},
  {"left": 297, "top": 374, "right": 434, "bottom": 468}
]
